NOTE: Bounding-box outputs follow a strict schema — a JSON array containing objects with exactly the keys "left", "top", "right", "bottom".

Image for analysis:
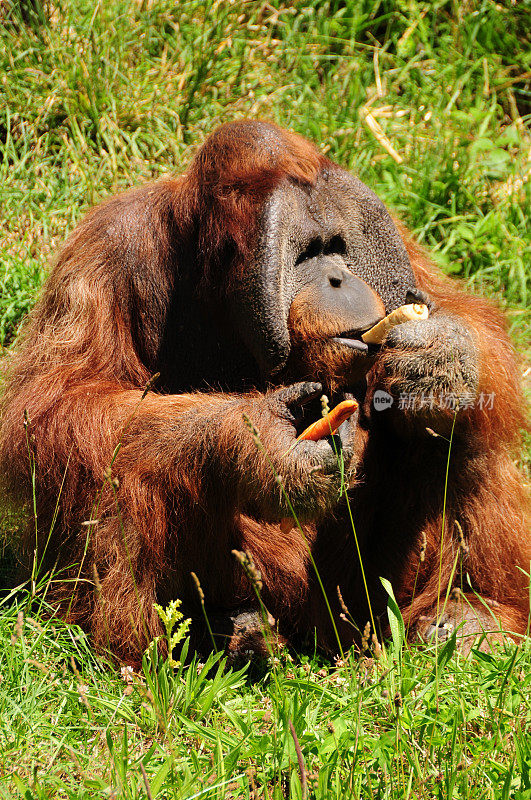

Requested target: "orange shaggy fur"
[{"left": 1, "top": 121, "right": 528, "bottom": 663}]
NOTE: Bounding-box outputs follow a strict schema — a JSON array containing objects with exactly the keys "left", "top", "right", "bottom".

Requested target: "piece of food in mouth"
[
  {"left": 296, "top": 398, "right": 359, "bottom": 442},
  {"left": 361, "top": 303, "right": 429, "bottom": 345}
]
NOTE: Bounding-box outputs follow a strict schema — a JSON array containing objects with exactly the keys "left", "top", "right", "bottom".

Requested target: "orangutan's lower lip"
[{"left": 332, "top": 337, "right": 370, "bottom": 354}]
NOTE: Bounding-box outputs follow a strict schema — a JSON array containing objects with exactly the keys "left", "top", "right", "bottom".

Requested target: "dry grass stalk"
[
  {"left": 419, "top": 530, "right": 427, "bottom": 563},
  {"left": 361, "top": 621, "right": 371, "bottom": 651},
  {"left": 360, "top": 108, "right": 403, "bottom": 163},
  {"left": 288, "top": 719, "right": 308, "bottom": 800},
  {"left": 232, "top": 549, "right": 263, "bottom": 592},
  {"left": 455, "top": 520, "right": 470, "bottom": 556},
  {"left": 11, "top": 610, "right": 24, "bottom": 644}
]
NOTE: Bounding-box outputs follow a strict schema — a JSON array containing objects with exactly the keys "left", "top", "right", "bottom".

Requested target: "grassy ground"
[
  {"left": 1, "top": 0, "right": 530, "bottom": 797},
  {"left": 3, "top": 591, "right": 531, "bottom": 800}
]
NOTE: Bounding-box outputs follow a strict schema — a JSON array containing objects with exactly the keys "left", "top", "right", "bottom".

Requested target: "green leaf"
[
  {"left": 380, "top": 577, "right": 405, "bottom": 654},
  {"left": 150, "top": 756, "right": 173, "bottom": 795},
  {"left": 436, "top": 629, "right": 457, "bottom": 671},
  {"left": 12, "top": 774, "right": 34, "bottom": 799}
]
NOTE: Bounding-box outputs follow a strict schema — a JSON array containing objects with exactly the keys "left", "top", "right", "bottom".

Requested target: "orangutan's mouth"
[{"left": 331, "top": 329, "right": 377, "bottom": 355}]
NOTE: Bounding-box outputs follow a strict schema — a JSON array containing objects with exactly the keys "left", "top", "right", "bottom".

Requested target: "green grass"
[
  {"left": 1, "top": 0, "right": 530, "bottom": 797},
  {"left": 2, "top": 589, "right": 531, "bottom": 799}
]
